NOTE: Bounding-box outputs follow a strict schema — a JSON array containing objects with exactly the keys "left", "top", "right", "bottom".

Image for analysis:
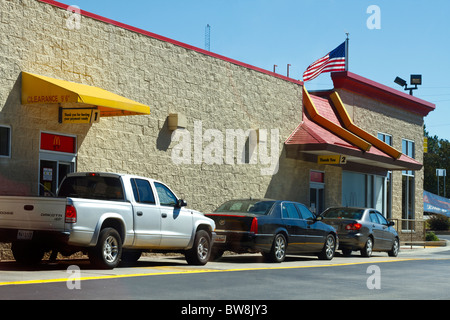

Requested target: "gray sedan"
[{"left": 320, "top": 207, "right": 399, "bottom": 257}]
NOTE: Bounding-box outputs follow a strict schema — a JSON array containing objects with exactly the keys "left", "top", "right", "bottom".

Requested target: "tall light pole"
[{"left": 437, "top": 169, "right": 446, "bottom": 197}]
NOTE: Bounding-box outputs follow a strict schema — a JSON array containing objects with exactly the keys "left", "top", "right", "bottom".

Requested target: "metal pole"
[
  {"left": 345, "top": 33, "right": 349, "bottom": 71},
  {"left": 438, "top": 175, "right": 440, "bottom": 196}
]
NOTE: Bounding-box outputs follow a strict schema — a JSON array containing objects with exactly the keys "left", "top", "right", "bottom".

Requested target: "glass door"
[
  {"left": 39, "top": 132, "right": 77, "bottom": 197},
  {"left": 58, "top": 162, "right": 74, "bottom": 187},
  {"left": 39, "top": 159, "right": 75, "bottom": 197},
  {"left": 40, "top": 160, "right": 58, "bottom": 197},
  {"left": 310, "top": 170, "right": 325, "bottom": 215},
  {"left": 310, "top": 185, "right": 324, "bottom": 215}
]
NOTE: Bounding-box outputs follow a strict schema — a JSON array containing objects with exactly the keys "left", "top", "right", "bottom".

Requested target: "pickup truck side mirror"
[{"left": 176, "top": 199, "right": 187, "bottom": 208}]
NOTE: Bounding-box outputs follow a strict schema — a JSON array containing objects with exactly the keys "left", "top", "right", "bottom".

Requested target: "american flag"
[{"left": 303, "top": 42, "right": 346, "bottom": 82}]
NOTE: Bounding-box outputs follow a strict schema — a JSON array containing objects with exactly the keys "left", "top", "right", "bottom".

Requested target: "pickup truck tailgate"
[{"left": 0, "top": 196, "right": 67, "bottom": 231}]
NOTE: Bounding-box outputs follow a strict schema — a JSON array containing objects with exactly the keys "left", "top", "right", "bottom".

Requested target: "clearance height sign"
[{"left": 26, "top": 94, "right": 72, "bottom": 104}]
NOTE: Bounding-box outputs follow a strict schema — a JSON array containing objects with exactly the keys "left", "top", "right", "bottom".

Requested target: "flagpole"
[{"left": 345, "top": 33, "right": 349, "bottom": 71}]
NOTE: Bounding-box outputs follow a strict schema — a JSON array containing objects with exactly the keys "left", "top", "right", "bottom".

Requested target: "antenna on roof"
[{"left": 205, "top": 24, "right": 211, "bottom": 51}]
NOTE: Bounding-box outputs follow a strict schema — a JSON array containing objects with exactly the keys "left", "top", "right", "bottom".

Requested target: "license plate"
[
  {"left": 215, "top": 235, "right": 226, "bottom": 243},
  {"left": 17, "top": 230, "right": 33, "bottom": 240}
]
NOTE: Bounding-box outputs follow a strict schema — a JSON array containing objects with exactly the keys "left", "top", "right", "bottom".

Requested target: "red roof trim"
[
  {"left": 37, "top": 0, "right": 302, "bottom": 86},
  {"left": 332, "top": 72, "right": 435, "bottom": 116}
]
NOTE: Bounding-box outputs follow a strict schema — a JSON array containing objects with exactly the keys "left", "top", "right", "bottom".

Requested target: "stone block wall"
[{"left": 0, "top": 0, "right": 304, "bottom": 213}]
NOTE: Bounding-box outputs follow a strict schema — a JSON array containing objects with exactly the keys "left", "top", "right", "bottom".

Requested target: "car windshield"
[
  {"left": 214, "top": 200, "right": 275, "bottom": 215},
  {"left": 322, "top": 208, "right": 364, "bottom": 220}
]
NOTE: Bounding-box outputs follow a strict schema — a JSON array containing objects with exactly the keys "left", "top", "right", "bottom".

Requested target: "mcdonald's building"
[{"left": 0, "top": 0, "right": 435, "bottom": 243}]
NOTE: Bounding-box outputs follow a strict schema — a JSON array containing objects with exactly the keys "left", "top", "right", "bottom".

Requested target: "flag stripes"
[{"left": 303, "top": 42, "right": 346, "bottom": 82}]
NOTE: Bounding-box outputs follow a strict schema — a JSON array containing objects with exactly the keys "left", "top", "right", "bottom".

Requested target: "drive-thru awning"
[
  {"left": 21, "top": 72, "right": 150, "bottom": 117},
  {"left": 285, "top": 87, "right": 423, "bottom": 171}
]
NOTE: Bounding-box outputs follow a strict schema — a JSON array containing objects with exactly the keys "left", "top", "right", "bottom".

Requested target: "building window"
[
  {"left": 378, "top": 133, "right": 393, "bottom": 219},
  {"left": 402, "top": 139, "right": 415, "bottom": 231},
  {"left": 0, "top": 126, "right": 11, "bottom": 158},
  {"left": 342, "top": 171, "right": 387, "bottom": 215},
  {"left": 377, "top": 132, "right": 392, "bottom": 146}
]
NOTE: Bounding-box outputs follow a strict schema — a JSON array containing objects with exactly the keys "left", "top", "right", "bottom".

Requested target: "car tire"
[
  {"left": 318, "top": 234, "right": 336, "bottom": 260},
  {"left": 266, "top": 233, "right": 287, "bottom": 263},
  {"left": 185, "top": 230, "right": 211, "bottom": 265},
  {"left": 89, "top": 227, "right": 122, "bottom": 269},
  {"left": 361, "top": 236, "right": 373, "bottom": 257},
  {"left": 388, "top": 238, "right": 400, "bottom": 257}
]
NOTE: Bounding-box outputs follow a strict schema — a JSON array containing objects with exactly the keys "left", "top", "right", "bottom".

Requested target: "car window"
[
  {"left": 154, "top": 182, "right": 178, "bottom": 207},
  {"left": 132, "top": 178, "right": 156, "bottom": 204},
  {"left": 296, "top": 204, "right": 315, "bottom": 220},
  {"left": 376, "top": 213, "right": 389, "bottom": 225},
  {"left": 369, "top": 212, "right": 381, "bottom": 224},
  {"left": 282, "top": 203, "right": 300, "bottom": 219},
  {"left": 214, "top": 200, "right": 275, "bottom": 215},
  {"left": 321, "top": 208, "right": 364, "bottom": 219}
]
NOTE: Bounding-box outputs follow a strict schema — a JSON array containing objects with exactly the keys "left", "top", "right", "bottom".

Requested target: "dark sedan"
[
  {"left": 320, "top": 207, "right": 399, "bottom": 257},
  {"left": 206, "top": 199, "right": 337, "bottom": 263}
]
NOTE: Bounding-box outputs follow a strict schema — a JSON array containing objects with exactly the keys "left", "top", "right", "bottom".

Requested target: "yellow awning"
[{"left": 21, "top": 72, "right": 150, "bottom": 117}]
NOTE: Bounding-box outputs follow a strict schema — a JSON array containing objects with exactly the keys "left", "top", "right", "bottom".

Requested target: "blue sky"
[{"left": 67, "top": 0, "right": 450, "bottom": 140}]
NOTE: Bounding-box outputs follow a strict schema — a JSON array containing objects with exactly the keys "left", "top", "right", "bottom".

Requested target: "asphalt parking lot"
[{"left": 0, "top": 241, "right": 448, "bottom": 287}]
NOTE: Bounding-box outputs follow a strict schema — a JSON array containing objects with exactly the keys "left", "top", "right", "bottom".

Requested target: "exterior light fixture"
[
  {"left": 394, "top": 74, "right": 422, "bottom": 96},
  {"left": 394, "top": 77, "right": 407, "bottom": 87},
  {"left": 410, "top": 74, "right": 422, "bottom": 85}
]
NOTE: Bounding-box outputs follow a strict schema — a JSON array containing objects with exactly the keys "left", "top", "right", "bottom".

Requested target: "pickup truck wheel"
[
  {"left": 11, "top": 241, "right": 45, "bottom": 265},
  {"left": 89, "top": 228, "right": 122, "bottom": 269},
  {"left": 185, "top": 230, "right": 211, "bottom": 265}
]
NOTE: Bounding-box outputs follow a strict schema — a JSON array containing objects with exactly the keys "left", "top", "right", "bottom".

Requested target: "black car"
[
  {"left": 320, "top": 207, "right": 400, "bottom": 257},
  {"left": 206, "top": 199, "right": 337, "bottom": 263}
]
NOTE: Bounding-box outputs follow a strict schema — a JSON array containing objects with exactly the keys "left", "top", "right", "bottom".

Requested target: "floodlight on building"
[
  {"left": 410, "top": 74, "right": 422, "bottom": 85},
  {"left": 394, "top": 77, "right": 407, "bottom": 87},
  {"left": 394, "top": 74, "right": 422, "bottom": 96}
]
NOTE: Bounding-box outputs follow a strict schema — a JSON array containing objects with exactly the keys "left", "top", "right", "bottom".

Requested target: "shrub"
[
  {"left": 426, "top": 231, "right": 440, "bottom": 241},
  {"left": 427, "top": 214, "right": 450, "bottom": 231}
]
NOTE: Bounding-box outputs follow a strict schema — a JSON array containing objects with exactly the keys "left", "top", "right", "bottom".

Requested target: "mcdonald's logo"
[
  {"left": 53, "top": 136, "right": 61, "bottom": 150},
  {"left": 40, "top": 133, "right": 76, "bottom": 154}
]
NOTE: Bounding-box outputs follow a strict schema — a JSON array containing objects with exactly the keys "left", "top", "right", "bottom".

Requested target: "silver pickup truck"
[{"left": 0, "top": 172, "right": 216, "bottom": 269}]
